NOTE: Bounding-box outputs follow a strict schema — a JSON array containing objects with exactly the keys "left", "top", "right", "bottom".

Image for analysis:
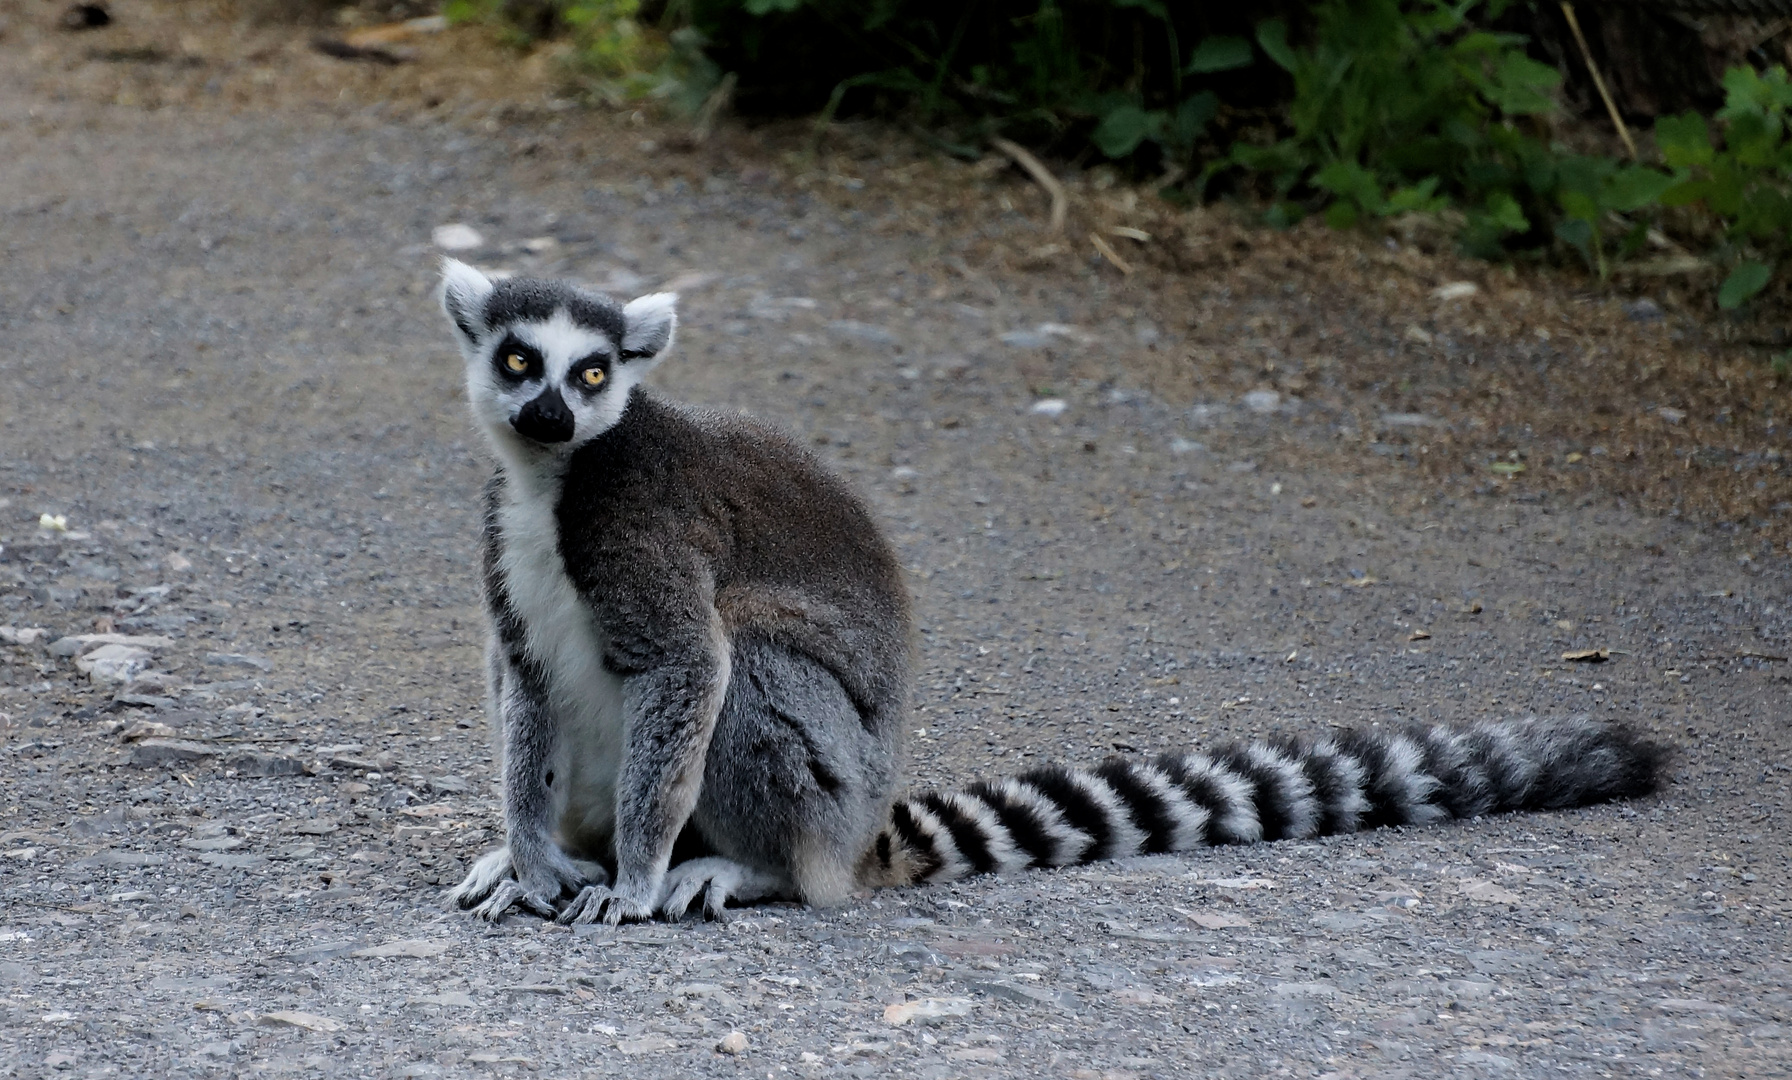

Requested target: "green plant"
[
  {"left": 1657, "top": 65, "right": 1792, "bottom": 310},
  {"left": 1211, "top": 0, "right": 1680, "bottom": 274},
  {"left": 447, "top": 0, "right": 661, "bottom": 81}
]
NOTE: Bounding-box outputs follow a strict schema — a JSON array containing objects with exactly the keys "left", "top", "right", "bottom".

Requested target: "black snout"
[{"left": 512, "top": 388, "right": 575, "bottom": 444}]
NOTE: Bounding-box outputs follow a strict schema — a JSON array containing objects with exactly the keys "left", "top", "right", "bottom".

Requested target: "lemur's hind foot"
[{"left": 657, "top": 857, "right": 790, "bottom": 922}]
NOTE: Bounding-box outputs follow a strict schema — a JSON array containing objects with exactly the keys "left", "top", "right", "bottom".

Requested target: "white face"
[{"left": 439, "top": 259, "right": 677, "bottom": 457}]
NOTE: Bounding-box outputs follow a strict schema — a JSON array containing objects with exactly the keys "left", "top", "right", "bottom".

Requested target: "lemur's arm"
[
  {"left": 450, "top": 477, "right": 601, "bottom": 919},
  {"left": 558, "top": 567, "right": 729, "bottom": 925}
]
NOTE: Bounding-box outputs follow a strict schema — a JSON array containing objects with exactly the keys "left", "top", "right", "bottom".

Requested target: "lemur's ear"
[
  {"left": 439, "top": 258, "right": 495, "bottom": 345},
  {"left": 620, "top": 292, "right": 677, "bottom": 362}
]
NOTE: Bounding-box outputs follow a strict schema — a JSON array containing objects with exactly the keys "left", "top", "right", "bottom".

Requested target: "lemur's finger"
[{"left": 556, "top": 885, "right": 610, "bottom": 925}]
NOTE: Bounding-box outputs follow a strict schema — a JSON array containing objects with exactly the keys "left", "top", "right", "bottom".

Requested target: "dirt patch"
[{"left": 12, "top": 0, "right": 1788, "bottom": 547}]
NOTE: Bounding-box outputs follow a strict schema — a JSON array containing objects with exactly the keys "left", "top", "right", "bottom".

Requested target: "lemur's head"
[{"left": 439, "top": 259, "right": 676, "bottom": 452}]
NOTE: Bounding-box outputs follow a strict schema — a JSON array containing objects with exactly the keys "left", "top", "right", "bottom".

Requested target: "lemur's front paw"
[
  {"left": 447, "top": 847, "right": 517, "bottom": 910},
  {"left": 555, "top": 885, "right": 656, "bottom": 925},
  {"left": 450, "top": 844, "right": 605, "bottom": 922}
]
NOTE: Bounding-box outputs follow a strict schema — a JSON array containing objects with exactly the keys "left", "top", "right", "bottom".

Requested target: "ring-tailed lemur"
[{"left": 438, "top": 260, "right": 1667, "bottom": 925}]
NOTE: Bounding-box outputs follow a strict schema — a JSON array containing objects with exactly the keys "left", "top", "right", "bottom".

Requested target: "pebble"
[
  {"left": 49, "top": 633, "right": 174, "bottom": 658},
  {"left": 226, "top": 752, "right": 308, "bottom": 777},
  {"left": 1029, "top": 398, "right": 1068, "bottom": 417},
  {"left": 431, "top": 223, "right": 484, "bottom": 251},
  {"left": 203, "top": 652, "right": 272, "bottom": 672},
  {"left": 883, "top": 997, "right": 974, "bottom": 1026},
  {"left": 616, "top": 1034, "right": 677, "bottom": 1055},
  {"left": 827, "top": 320, "right": 900, "bottom": 347},
  {"left": 1380, "top": 412, "right": 1440, "bottom": 428},
  {"left": 129, "top": 738, "right": 219, "bottom": 766},
  {"left": 1242, "top": 389, "right": 1281, "bottom": 414},
  {"left": 999, "top": 329, "right": 1054, "bottom": 348},
  {"left": 75, "top": 643, "right": 153, "bottom": 684},
  {"left": 715, "top": 1031, "right": 749, "bottom": 1055},
  {"left": 1625, "top": 297, "right": 1663, "bottom": 321},
  {"left": 0, "top": 626, "right": 48, "bottom": 646}
]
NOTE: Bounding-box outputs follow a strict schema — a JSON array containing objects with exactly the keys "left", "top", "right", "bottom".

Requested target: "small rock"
[
  {"left": 432, "top": 223, "right": 484, "bottom": 251},
  {"left": 1242, "top": 389, "right": 1281, "bottom": 414},
  {"left": 520, "top": 236, "right": 557, "bottom": 254},
  {"left": 999, "top": 329, "right": 1054, "bottom": 348},
  {"left": 130, "top": 738, "right": 218, "bottom": 766},
  {"left": 1030, "top": 398, "right": 1068, "bottom": 417},
  {"left": 50, "top": 633, "right": 173, "bottom": 658},
  {"left": 1431, "top": 281, "right": 1478, "bottom": 301},
  {"left": 715, "top": 1031, "right": 749, "bottom": 1055},
  {"left": 180, "top": 835, "right": 245, "bottom": 852},
  {"left": 203, "top": 652, "right": 272, "bottom": 672},
  {"left": 1459, "top": 879, "right": 1523, "bottom": 904},
  {"left": 258, "top": 1011, "right": 343, "bottom": 1033},
  {"left": 352, "top": 939, "right": 452, "bottom": 959},
  {"left": 883, "top": 997, "right": 974, "bottom": 1026},
  {"left": 1168, "top": 437, "right": 1204, "bottom": 454},
  {"left": 617, "top": 1034, "right": 677, "bottom": 1055},
  {"left": 827, "top": 320, "right": 900, "bottom": 347},
  {"left": 1380, "top": 412, "right": 1440, "bottom": 428},
  {"left": 166, "top": 553, "right": 193, "bottom": 572},
  {"left": 228, "top": 753, "right": 307, "bottom": 778},
  {"left": 424, "top": 775, "right": 470, "bottom": 794},
  {"left": 76, "top": 643, "right": 152, "bottom": 684},
  {"left": 1183, "top": 910, "right": 1251, "bottom": 930},
  {"left": 1656, "top": 406, "right": 1686, "bottom": 424},
  {"left": 1625, "top": 297, "right": 1663, "bottom": 321},
  {"left": 290, "top": 820, "right": 339, "bottom": 835},
  {"left": 0, "top": 626, "right": 48, "bottom": 646}
]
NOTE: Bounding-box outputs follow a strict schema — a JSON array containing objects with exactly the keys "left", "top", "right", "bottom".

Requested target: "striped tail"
[{"left": 858, "top": 717, "right": 1666, "bottom": 887}]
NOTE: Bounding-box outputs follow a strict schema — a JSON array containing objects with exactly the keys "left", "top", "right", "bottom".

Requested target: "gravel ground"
[{"left": 2, "top": 15, "right": 1791, "bottom": 1080}]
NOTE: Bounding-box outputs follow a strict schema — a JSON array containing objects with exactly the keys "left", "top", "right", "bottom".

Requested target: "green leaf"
[
  {"left": 743, "top": 0, "right": 804, "bottom": 13},
  {"left": 1386, "top": 176, "right": 1448, "bottom": 213},
  {"left": 1168, "top": 92, "right": 1219, "bottom": 147},
  {"left": 1325, "top": 200, "right": 1361, "bottom": 229},
  {"left": 1554, "top": 217, "right": 1593, "bottom": 261},
  {"left": 1482, "top": 53, "right": 1560, "bottom": 116},
  {"left": 1187, "top": 36, "right": 1254, "bottom": 74},
  {"left": 1092, "top": 105, "right": 1163, "bottom": 159},
  {"left": 1655, "top": 113, "right": 1713, "bottom": 168},
  {"left": 1255, "top": 19, "right": 1296, "bottom": 73},
  {"left": 1602, "top": 166, "right": 1677, "bottom": 213},
  {"left": 1484, "top": 191, "right": 1529, "bottom": 233},
  {"left": 1719, "top": 260, "right": 1773, "bottom": 310},
  {"left": 1314, "top": 159, "right": 1385, "bottom": 214}
]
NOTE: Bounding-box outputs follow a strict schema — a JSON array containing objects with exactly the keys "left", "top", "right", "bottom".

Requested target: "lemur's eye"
[
  {"left": 580, "top": 368, "right": 605, "bottom": 388},
  {"left": 503, "top": 353, "right": 529, "bottom": 374}
]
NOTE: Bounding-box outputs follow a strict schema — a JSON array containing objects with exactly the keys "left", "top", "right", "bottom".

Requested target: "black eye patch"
[{"left": 492, "top": 334, "right": 543, "bottom": 381}]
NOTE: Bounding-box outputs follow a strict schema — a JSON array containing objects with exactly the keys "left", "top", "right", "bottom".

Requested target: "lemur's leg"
[
  {"left": 568, "top": 615, "right": 732, "bottom": 926},
  {"left": 680, "top": 634, "right": 897, "bottom": 911},
  {"left": 451, "top": 647, "right": 601, "bottom": 920}
]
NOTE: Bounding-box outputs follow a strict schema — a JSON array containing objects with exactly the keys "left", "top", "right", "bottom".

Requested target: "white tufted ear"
[
  {"left": 621, "top": 292, "right": 677, "bottom": 362},
  {"left": 439, "top": 258, "right": 496, "bottom": 346}
]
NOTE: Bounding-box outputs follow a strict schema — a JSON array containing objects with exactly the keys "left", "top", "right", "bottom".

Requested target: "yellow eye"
[
  {"left": 503, "top": 353, "right": 528, "bottom": 374},
  {"left": 580, "top": 367, "right": 605, "bottom": 388}
]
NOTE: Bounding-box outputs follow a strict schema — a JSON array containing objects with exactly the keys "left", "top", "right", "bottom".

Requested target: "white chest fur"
[{"left": 494, "top": 475, "right": 627, "bottom": 850}]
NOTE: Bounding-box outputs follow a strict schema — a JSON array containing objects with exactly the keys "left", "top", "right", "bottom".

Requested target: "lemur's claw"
[{"left": 599, "top": 893, "right": 656, "bottom": 926}]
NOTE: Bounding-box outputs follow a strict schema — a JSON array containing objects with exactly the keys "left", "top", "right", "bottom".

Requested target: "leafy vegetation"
[
  {"left": 452, "top": 0, "right": 1790, "bottom": 317},
  {"left": 1656, "top": 65, "right": 1792, "bottom": 309}
]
